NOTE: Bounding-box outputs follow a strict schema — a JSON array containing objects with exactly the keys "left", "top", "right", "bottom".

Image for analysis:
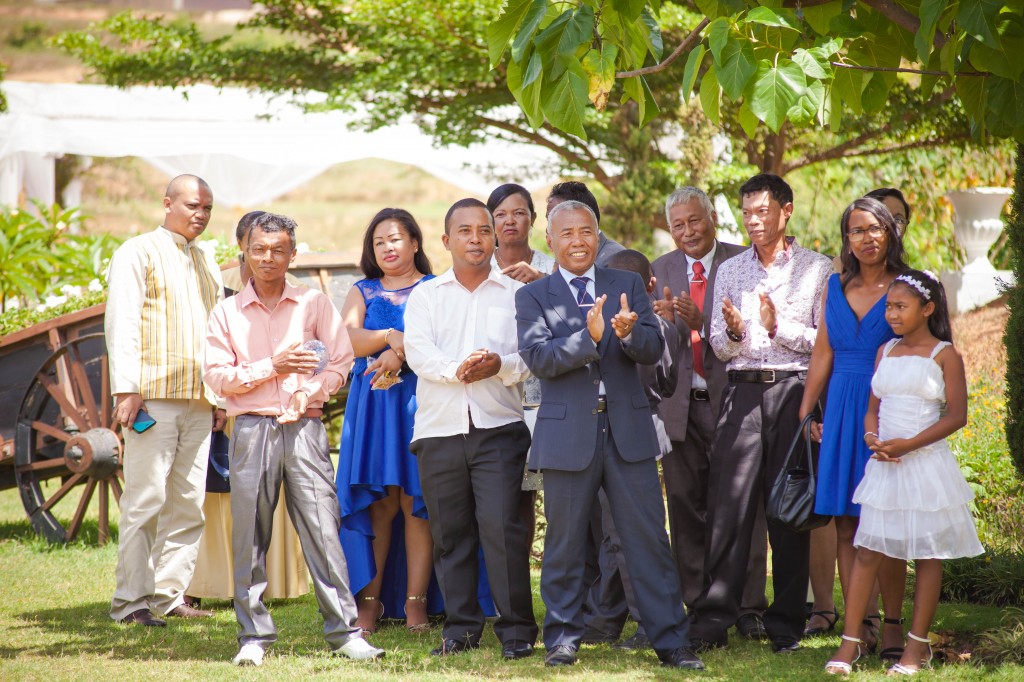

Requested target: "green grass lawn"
[{"left": 0, "top": 486, "right": 1019, "bottom": 681}]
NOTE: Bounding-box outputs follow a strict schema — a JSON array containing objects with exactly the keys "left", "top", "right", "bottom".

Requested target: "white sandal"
[
  {"left": 888, "top": 631, "right": 933, "bottom": 676},
  {"left": 825, "top": 634, "right": 863, "bottom": 676}
]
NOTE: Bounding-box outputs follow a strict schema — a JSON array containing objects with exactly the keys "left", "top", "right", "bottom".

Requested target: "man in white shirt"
[{"left": 405, "top": 198, "right": 539, "bottom": 661}]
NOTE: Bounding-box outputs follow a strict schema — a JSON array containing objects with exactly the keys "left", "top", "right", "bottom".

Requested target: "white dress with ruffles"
[{"left": 852, "top": 339, "right": 984, "bottom": 560}]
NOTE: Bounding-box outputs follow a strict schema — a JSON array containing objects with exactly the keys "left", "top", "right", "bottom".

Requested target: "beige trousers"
[{"left": 110, "top": 398, "right": 212, "bottom": 620}]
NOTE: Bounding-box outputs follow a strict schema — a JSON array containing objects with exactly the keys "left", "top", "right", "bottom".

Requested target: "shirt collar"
[
  {"left": 158, "top": 225, "right": 193, "bottom": 252},
  {"left": 751, "top": 235, "right": 797, "bottom": 263},
  {"left": 685, "top": 241, "right": 717, "bottom": 273},
  {"left": 238, "top": 277, "right": 302, "bottom": 308},
  {"left": 557, "top": 263, "right": 596, "bottom": 287},
  {"left": 436, "top": 264, "right": 511, "bottom": 289}
]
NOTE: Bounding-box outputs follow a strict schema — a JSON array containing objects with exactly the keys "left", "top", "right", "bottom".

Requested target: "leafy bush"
[
  {"left": 974, "top": 608, "right": 1024, "bottom": 665},
  {"left": 1006, "top": 142, "right": 1024, "bottom": 480},
  {"left": 0, "top": 291, "right": 106, "bottom": 337},
  {"left": 942, "top": 552, "right": 1024, "bottom": 607}
]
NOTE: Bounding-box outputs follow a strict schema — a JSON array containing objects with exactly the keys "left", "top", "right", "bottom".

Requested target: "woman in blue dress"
[
  {"left": 335, "top": 208, "right": 438, "bottom": 633},
  {"left": 799, "top": 197, "right": 908, "bottom": 657}
]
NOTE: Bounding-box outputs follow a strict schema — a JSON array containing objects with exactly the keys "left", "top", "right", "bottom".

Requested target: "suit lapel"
[{"left": 549, "top": 270, "right": 586, "bottom": 332}]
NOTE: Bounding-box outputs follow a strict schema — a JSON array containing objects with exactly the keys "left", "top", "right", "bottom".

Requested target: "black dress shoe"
[
  {"left": 736, "top": 613, "right": 769, "bottom": 641},
  {"left": 167, "top": 603, "right": 214, "bottom": 618},
  {"left": 613, "top": 631, "right": 650, "bottom": 650},
  {"left": 657, "top": 647, "right": 706, "bottom": 670},
  {"left": 544, "top": 644, "right": 578, "bottom": 666},
  {"left": 580, "top": 627, "right": 619, "bottom": 644},
  {"left": 430, "top": 638, "right": 479, "bottom": 656},
  {"left": 690, "top": 634, "right": 728, "bottom": 652},
  {"left": 501, "top": 640, "right": 534, "bottom": 660},
  {"left": 772, "top": 639, "right": 801, "bottom": 654},
  {"left": 119, "top": 608, "right": 166, "bottom": 627}
]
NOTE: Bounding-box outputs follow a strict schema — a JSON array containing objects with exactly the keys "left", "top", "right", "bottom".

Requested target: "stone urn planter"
[
  {"left": 942, "top": 187, "right": 1013, "bottom": 314},
  {"left": 946, "top": 187, "right": 1012, "bottom": 272}
]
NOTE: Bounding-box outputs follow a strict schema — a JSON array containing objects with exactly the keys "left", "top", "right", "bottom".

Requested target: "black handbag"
[
  {"left": 766, "top": 414, "right": 830, "bottom": 533},
  {"left": 205, "top": 429, "right": 231, "bottom": 494}
]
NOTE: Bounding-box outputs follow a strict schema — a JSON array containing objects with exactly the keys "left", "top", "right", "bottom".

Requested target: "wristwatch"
[{"left": 726, "top": 328, "right": 745, "bottom": 342}]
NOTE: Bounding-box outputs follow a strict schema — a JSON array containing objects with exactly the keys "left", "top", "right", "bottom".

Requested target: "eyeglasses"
[
  {"left": 848, "top": 226, "right": 886, "bottom": 241},
  {"left": 893, "top": 215, "right": 908, "bottom": 227}
]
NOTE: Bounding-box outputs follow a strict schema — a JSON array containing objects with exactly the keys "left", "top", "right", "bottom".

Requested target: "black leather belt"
[
  {"left": 690, "top": 388, "right": 710, "bottom": 401},
  {"left": 728, "top": 369, "right": 805, "bottom": 384},
  {"left": 596, "top": 397, "right": 608, "bottom": 413}
]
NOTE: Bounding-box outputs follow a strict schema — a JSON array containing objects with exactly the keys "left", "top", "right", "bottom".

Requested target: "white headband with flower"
[{"left": 895, "top": 274, "right": 930, "bottom": 300}]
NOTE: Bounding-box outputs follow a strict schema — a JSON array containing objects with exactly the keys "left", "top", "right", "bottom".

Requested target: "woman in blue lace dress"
[
  {"left": 335, "top": 208, "right": 438, "bottom": 633},
  {"left": 799, "top": 198, "right": 909, "bottom": 656}
]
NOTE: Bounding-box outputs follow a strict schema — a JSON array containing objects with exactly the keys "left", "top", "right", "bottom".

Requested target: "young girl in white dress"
[{"left": 825, "top": 270, "right": 983, "bottom": 676}]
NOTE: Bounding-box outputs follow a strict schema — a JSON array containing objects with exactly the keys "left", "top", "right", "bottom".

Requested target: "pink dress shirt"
[{"left": 203, "top": 280, "right": 354, "bottom": 417}]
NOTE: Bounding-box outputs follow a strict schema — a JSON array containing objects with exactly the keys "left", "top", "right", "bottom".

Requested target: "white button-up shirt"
[{"left": 405, "top": 265, "right": 530, "bottom": 441}]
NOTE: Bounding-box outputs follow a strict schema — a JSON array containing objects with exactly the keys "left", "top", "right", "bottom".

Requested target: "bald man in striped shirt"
[{"left": 107, "top": 175, "right": 225, "bottom": 626}]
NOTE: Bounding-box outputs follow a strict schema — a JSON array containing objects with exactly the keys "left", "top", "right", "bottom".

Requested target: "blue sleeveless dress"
[
  {"left": 335, "top": 277, "right": 494, "bottom": 618},
  {"left": 814, "top": 273, "right": 896, "bottom": 517}
]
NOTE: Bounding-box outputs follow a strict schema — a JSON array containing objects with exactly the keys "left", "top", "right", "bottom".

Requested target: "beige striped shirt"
[{"left": 106, "top": 227, "right": 222, "bottom": 402}]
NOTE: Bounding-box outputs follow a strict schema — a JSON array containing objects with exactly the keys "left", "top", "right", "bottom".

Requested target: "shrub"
[
  {"left": 942, "top": 551, "right": 1024, "bottom": 607},
  {"left": 1004, "top": 142, "right": 1024, "bottom": 479},
  {"left": 974, "top": 607, "right": 1024, "bottom": 665}
]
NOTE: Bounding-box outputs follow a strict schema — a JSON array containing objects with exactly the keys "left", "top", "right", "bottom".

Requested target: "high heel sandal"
[
  {"left": 404, "top": 594, "right": 431, "bottom": 632},
  {"left": 862, "top": 613, "right": 881, "bottom": 653},
  {"left": 879, "top": 617, "right": 907, "bottom": 663},
  {"left": 825, "top": 634, "right": 864, "bottom": 676},
  {"left": 804, "top": 608, "right": 839, "bottom": 637},
  {"left": 887, "top": 632, "right": 933, "bottom": 675},
  {"left": 356, "top": 595, "right": 384, "bottom": 634}
]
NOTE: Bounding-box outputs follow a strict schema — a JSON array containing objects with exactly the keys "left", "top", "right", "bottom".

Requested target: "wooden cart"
[{"left": 0, "top": 253, "right": 362, "bottom": 545}]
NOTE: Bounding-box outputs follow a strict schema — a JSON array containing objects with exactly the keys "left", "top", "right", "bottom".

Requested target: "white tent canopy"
[{"left": 0, "top": 81, "right": 567, "bottom": 208}]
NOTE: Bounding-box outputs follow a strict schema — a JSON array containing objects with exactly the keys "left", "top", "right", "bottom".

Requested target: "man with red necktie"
[{"left": 652, "top": 187, "right": 769, "bottom": 642}]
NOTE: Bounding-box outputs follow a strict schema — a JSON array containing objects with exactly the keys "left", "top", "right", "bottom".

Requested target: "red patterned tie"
[{"left": 691, "top": 261, "right": 706, "bottom": 379}]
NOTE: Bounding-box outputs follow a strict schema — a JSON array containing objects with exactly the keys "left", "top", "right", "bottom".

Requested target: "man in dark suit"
[
  {"left": 516, "top": 200, "right": 703, "bottom": 670},
  {"left": 652, "top": 187, "right": 770, "bottom": 641}
]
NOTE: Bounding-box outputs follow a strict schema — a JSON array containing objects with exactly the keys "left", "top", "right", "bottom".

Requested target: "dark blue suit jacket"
[{"left": 515, "top": 266, "right": 663, "bottom": 472}]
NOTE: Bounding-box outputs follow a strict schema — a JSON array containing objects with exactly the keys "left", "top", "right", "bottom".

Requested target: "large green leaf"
[
  {"left": 747, "top": 58, "right": 807, "bottom": 132},
  {"left": 792, "top": 47, "right": 830, "bottom": 80},
  {"left": 788, "top": 78, "right": 825, "bottom": 127},
  {"left": 957, "top": 0, "right": 1004, "bottom": 50},
  {"left": 860, "top": 72, "right": 894, "bottom": 111},
  {"left": 801, "top": 1, "right": 843, "bottom": 36},
  {"left": 985, "top": 75, "right": 1016, "bottom": 138},
  {"left": 699, "top": 67, "right": 721, "bottom": 125},
  {"left": 708, "top": 17, "right": 730, "bottom": 63},
  {"left": 915, "top": 0, "right": 948, "bottom": 63},
  {"left": 738, "top": 99, "right": 759, "bottom": 138},
  {"left": 509, "top": 49, "right": 545, "bottom": 128},
  {"left": 640, "top": 9, "right": 664, "bottom": 61},
  {"left": 745, "top": 7, "right": 798, "bottom": 30},
  {"left": 535, "top": 5, "right": 595, "bottom": 59},
  {"left": 967, "top": 14, "right": 1024, "bottom": 80},
  {"left": 488, "top": 0, "right": 534, "bottom": 68},
  {"left": 956, "top": 74, "right": 989, "bottom": 137},
  {"left": 718, "top": 37, "right": 757, "bottom": 100},
  {"left": 694, "top": 0, "right": 746, "bottom": 20},
  {"left": 623, "top": 75, "right": 660, "bottom": 127},
  {"left": 681, "top": 44, "right": 706, "bottom": 99},
  {"left": 510, "top": 0, "right": 548, "bottom": 63},
  {"left": 611, "top": 0, "right": 646, "bottom": 22},
  {"left": 541, "top": 57, "right": 590, "bottom": 139}
]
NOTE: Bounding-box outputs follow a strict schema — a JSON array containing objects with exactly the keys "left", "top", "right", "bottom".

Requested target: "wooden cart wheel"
[{"left": 14, "top": 332, "right": 123, "bottom": 544}]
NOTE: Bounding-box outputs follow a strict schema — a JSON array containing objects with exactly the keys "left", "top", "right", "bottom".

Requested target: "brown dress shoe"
[
  {"left": 120, "top": 609, "right": 167, "bottom": 627},
  {"left": 167, "top": 603, "right": 215, "bottom": 618}
]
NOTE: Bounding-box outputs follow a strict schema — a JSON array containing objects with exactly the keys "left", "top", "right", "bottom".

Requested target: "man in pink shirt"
[{"left": 203, "top": 212, "right": 384, "bottom": 666}]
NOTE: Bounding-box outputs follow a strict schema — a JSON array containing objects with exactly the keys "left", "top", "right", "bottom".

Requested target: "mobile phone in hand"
[{"left": 132, "top": 409, "right": 157, "bottom": 434}]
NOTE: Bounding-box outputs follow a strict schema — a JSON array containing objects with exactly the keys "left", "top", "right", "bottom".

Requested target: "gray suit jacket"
[
  {"left": 651, "top": 240, "right": 746, "bottom": 442},
  {"left": 516, "top": 266, "right": 663, "bottom": 471},
  {"left": 595, "top": 232, "right": 626, "bottom": 266}
]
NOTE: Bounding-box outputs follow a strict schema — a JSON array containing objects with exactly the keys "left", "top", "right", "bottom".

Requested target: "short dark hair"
[
  {"left": 839, "top": 198, "right": 908, "bottom": 286},
  {"left": 889, "top": 269, "right": 952, "bottom": 343},
  {"left": 739, "top": 173, "right": 793, "bottom": 207},
  {"left": 235, "top": 210, "right": 267, "bottom": 245},
  {"left": 444, "top": 198, "right": 492, "bottom": 234},
  {"left": 486, "top": 183, "right": 536, "bottom": 220},
  {"left": 864, "top": 187, "right": 912, "bottom": 223},
  {"left": 605, "top": 249, "right": 652, "bottom": 284},
  {"left": 247, "top": 212, "right": 297, "bottom": 249},
  {"left": 548, "top": 181, "right": 601, "bottom": 223},
  {"left": 359, "top": 208, "right": 433, "bottom": 280}
]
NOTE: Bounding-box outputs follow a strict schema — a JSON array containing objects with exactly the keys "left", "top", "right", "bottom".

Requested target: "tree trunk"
[{"left": 1003, "top": 142, "right": 1024, "bottom": 478}]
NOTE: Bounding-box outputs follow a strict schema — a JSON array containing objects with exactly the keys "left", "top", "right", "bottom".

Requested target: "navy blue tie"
[{"left": 570, "top": 276, "right": 595, "bottom": 311}]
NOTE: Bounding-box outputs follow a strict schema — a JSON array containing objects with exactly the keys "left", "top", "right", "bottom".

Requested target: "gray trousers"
[{"left": 230, "top": 415, "right": 359, "bottom": 649}]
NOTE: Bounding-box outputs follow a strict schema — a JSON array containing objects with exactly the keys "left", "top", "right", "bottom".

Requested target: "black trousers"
[
  {"left": 412, "top": 422, "right": 538, "bottom": 645},
  {"left": 690, "top": 376, "right": 810, "bottom": 645}
]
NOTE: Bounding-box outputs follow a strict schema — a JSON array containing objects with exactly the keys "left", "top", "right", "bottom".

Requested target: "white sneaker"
[
  {"left": 233, "top": 642, "right": 265, "bottom": 666},
  {"left": 335, "top": 636, "right": 385, "bottom": 660}
]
